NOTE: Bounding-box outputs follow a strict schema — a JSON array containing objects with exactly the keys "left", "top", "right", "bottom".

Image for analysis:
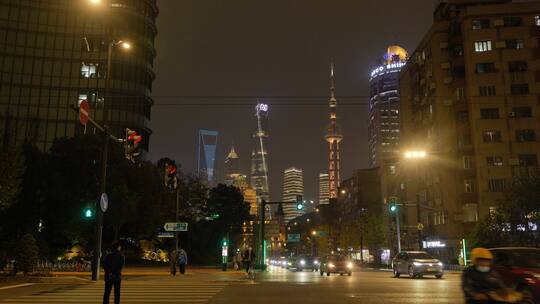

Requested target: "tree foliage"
[
  {"left": 15, "top": 234, "right": 39, "bottom": 274},
  {"left": 0, "top": 148, "right": 24, "bottom": 211},
  {"left": 473, "top": 175, "right": 540, "bottom": 248}
]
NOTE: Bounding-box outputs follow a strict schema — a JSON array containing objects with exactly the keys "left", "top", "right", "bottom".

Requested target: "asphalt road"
[{"left": 0, "top": 266, "right": 465, "bottom": 304}]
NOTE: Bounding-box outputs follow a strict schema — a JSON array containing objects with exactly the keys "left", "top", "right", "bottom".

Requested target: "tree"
[
  {"left": 364, "top": 213, "right": 387, "bottom": 264},
  {"left": 0, "top": 148, "right": 24, "bottom": 211},
  {"left": 15, "top": 234, "right": 39, "bottom": 275},
  {"left": 473, "top": 175, "right": 540, "bottom": 248}
]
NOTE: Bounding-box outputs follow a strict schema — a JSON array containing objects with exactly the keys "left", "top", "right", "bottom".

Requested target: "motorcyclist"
[{"left": 462, "top": 247, "right": 521, "bottom": 303}]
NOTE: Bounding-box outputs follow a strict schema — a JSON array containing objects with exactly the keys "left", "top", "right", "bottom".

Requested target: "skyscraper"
[
  {"left": 251, "top": 102, "right": 270, "bottom": 211},
  {"left": 224, "top": 144, "right": 240, "bottom": 184},
  {"left": 324, "top": 62, "right": 343, "bottom": 199},
  {"left": 198, "top": 130, "right": 219, "bottom": 184},
  {"left": 368, "top": 46, "right": 408, "bottom": 167},
  {"left": 318, "top": 173, "right": 330, "bottom": 205},
  {"left": 0, "top": 0, "right": 157, "bottom": 151},
  {"left": 282, "top": 167, "right": 304, "bottom": 222}
]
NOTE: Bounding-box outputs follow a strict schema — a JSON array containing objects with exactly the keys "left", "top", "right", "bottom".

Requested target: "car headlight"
[
  {"left": 314, "top": 260, "right": 320, "bottom": 265},
  {"left": 328, "top": 263, "right": 335, "bottom": 268},
  {"left": 413, "top": 262, "right": 423, "bottom": 266},
  {"left": 282, "top": 261, "right": 287, "bottom": 265},
  {"left": 300, "top": 260, "right": 306, "bottom": 265},
  {"left": 288, "top": 262, "right": 292, "bottom": 265},
  {"left": 437, "top": 262, "right": 443, "bottom": 267},
  {"left": 347, "top": 262, "right": 353, "bottom": 268}
]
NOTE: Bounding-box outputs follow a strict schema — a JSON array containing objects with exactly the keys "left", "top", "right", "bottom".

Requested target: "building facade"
[
  {"left": 398, "top": 0, "right": 540, "bottom": 260},
  {"left": 0, "top": 0, "right": 157, "bottom": 151},
  {"left": 368, "top": 45, "right": 408, "bottom": 167},
  {"left": 318, "top": 173, "right": 329, "bottom": 205},
  {"left": 224, "top": 145, "right": 240, "bottom": 185},
  {"left": 282, "top": 167, "right": 304, "bottom": 223}
]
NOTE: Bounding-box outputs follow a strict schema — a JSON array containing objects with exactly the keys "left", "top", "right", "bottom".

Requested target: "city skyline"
[{"left": 148, "top": 0, "right": 436, "bottom": 201}]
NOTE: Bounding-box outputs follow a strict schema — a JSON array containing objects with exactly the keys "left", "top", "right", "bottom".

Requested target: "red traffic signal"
[{"left": 125, "top": 128, "right": 143, "bottom": 161}]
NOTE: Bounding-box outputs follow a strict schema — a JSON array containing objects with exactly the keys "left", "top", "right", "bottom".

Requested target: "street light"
[
  {"left": 88, "top": 0, "right": 102, "bottom": 5},
  {"left": 119, "top": 41, "right": 131, "bottom": 50},
  {"left": 404, "top": 150, "right": 427, "bottom": 159},
  {"left": 311, "top": 230, "right": 317, "bottom": 236}
]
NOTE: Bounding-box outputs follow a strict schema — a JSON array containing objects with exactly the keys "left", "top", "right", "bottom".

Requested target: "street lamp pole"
[
  {"left": 395, "top": 208, "right": 401, "bottom": 253},
  {"left": 91, "top": 26, "right": 114, "bottom": 282}
]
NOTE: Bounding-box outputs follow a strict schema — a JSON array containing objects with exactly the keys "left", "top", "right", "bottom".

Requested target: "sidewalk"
[{"left": 50, "top": 266, "right": 246, "bottom": 277}]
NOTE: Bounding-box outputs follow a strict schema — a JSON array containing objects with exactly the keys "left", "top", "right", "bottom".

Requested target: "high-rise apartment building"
[
  {"left": 282, "top": 167, "right": 304, "bottom": 223},
  {"left": 368, "top": 46, "right": 408, "bottom": 167},
  {"left": 198, "top": 129, "right": 218, "bottom": 184},
  {"left": 397, "top": 0, "right": 540, "bottom": 259},
  {"left": 0, "top": 0, "right": 157, "bottom": 151},
  {"left": 318, "top": 173, "right": 329, "bottom": 205}
]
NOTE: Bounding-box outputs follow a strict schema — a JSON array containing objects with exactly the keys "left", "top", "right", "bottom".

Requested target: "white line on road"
[{"left": 0, "top": 284, "right": 34, "bottom": 290}]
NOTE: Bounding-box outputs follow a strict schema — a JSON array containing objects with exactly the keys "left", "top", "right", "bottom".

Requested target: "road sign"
[
  {"left": 157, "top": 232, "right": 174, "bottom": 238},
  {"left": 287, "top": 233, "right": 300, "bottom": 242},
  {"left": 100, "top": 193, "right": 108, "bottom": 213},
  {"left": 79, "top": 100, "right": 89, "bottom": 125},
  {"left": 164, "top": 222, "right": 188, "bottom": 232},
  {"left": 317, "top": 231, "right": 329, "bottom": 237}
]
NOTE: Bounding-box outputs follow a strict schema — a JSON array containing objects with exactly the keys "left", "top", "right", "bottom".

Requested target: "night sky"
[{"left": 149, "top": 0, "right": 436, "bottom": 201}]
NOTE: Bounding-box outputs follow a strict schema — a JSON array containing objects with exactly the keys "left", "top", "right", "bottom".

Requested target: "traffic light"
[
  {"left": 125, "top": 128, "right": 142, "bottom": 161},
  {"left": 165, "top": 162, "right": 178, "bottom": 191},
  {"left": 388, "top": 197, "right": 398, "bottom": 213},
  {"left": 83, "top": 207, "right": 94, "bottom": 219},
  {"left": 222, "top": 239, "right": 228, "bottom": 247},
  {"left": 296, "top": 195, "right": 304, "bottom": 210}
]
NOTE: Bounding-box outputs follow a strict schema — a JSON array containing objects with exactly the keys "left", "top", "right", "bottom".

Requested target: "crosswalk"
[{"left": 1, "top": 280, "right": 228, "bottom": 303}]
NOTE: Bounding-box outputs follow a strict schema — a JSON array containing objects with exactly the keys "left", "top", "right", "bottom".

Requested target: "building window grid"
[
  {"left": 516, "top": 129, "right": 536, "bottom": 142},
  {"left": 483, "top": 130, "right": 502, "bottom": 143},
  {"left": 480, "top": 108, "right": 500, "bottom": 119},
  {"left": 487, "top": 156, "right": 504, "bottom": 167},
  {"left": 488, "top": 179, "right": 506, "bottom": 192},
  {"left": 479, "top": 86, "right": 496, "bottom": 97}
]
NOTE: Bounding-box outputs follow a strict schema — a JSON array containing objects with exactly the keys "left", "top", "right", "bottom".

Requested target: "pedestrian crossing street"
[{"left": 1, "top": 280, "right": 228, "bottom": 303}]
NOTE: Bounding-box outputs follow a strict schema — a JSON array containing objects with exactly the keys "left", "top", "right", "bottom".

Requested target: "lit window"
[
  {"left": 80, "top": 62, "right": 98, "bottom": 78},
  {"left": 474, "top": 40, "right": 492, "bottom": 52},
  {"left": 536, "top": 16, "right": 540, "bottom": 26},
  {"left": 464, "top": 179, "right": 475, "bottom": 193},
  {"left": 463, "top": 203, "right": 478, "bottom": 223},
  {"left": 486, "top": 156, "right": 503, "bottom": 167},
  {"left": 483, "top": 130, "right": 502, "bottom": 142},
  {"left": 463, "top": 156, "right": 473, "bottom": 169}
]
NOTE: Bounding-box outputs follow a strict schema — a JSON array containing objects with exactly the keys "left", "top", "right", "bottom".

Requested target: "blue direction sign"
[
  {"left": 287, "top": 233, "right": 300, "bottom": 242},
  {"left": 164, "top": 222, "right": 188, "bottom": 232}
]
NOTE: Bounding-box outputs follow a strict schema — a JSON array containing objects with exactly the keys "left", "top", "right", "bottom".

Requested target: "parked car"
[
  {"left": 319, "top": 255, "right": 353, "bottom": 276},
  {"left": 490, "top": 247, "right": 540, "bottom": 302},
  {"left": 392, "top": 251, "right": 444, "bottom": 279},
  {"left": 288, "top": 255, "right": 318, "bottom": 271}
]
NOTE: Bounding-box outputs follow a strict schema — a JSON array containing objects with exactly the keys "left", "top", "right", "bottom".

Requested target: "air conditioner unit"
[
  {"left": 508, "top": 111, "right": 516, "bottom": 118},
  {"left": 493, "top": 19, "right": 504, "bottom": 27}
]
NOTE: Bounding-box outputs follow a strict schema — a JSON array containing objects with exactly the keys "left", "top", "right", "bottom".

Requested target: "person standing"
[
  {"left": 243, "top": 247, "right": 255, "bottom": 275},
  {"left": 102, "top": 243, "right": 124, "bottom": 304},
  {"left": 169, "top": 249, "right": 177, "bottom": 276},
  {"left": 177, "top": 248, "right": 187, "bottom": 275}
]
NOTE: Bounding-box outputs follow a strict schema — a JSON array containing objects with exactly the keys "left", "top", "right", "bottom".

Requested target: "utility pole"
[{"left": 175, "top": 188, "right": 180, "bottom": 253}]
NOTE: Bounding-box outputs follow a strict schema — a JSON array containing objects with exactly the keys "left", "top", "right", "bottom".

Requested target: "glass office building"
[{"left": 0, "top": 0, "right": 157, "bottom": 151}]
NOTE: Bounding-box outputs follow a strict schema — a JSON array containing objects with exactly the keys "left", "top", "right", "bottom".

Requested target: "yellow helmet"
[{"left": 471, "top": 247, "right": 493, "bottom": 264}]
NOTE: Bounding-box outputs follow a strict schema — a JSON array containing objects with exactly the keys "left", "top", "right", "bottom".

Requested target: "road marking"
[
  {"left": 0, "top": 284, "right": 34, "bottom": 290},
  {"left": 0, "top": 281, "right": 228, "bottom": 303}
]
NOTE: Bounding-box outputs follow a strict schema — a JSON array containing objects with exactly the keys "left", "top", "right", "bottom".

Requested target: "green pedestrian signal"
[
  {"left": 222, "top": 239, "right": 228, "bottom": 247},
  {"left": 83, "top": 208, "right": 94, "bottom": 219},
  {"left": 389, "top": 204, "right": 397, "bottom": 213},
  {"left": 296, "top": 195, "right": 304, "bottom": 210},
  {"left": 388, "top": 197, "right": 398, "bottom": 213}
]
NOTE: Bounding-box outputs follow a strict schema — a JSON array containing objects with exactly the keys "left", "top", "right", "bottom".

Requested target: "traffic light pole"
[
  {"left": 258, "top": 199, "right": 303, "bottom": 269},
  {"left": 175, "top": 188, "right": 180, "bottom": 253},
  {"left": 395, "top": 208, "right": 401, "bottom": 253}
]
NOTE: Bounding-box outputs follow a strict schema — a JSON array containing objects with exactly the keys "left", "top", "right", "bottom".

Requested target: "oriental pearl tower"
[{"left": 325, "top": 61, "right": 343, "bottom": 199}]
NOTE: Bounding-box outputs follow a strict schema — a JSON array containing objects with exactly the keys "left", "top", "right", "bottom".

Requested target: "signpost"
[
  {"left": 100, "top": 193, "right": 108, "bottom": 213},
  {"left": 164, "top": 222, "right": 188, "bottom": 232},
  {"left": 79, "top": 100, "right": 89, "bottom": 125},
  {"left": 287, "top": 233, "right": 300, "bottom": 242},
  {"left": 157, "top": 232, "right": 174, "bottom": 238}
]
